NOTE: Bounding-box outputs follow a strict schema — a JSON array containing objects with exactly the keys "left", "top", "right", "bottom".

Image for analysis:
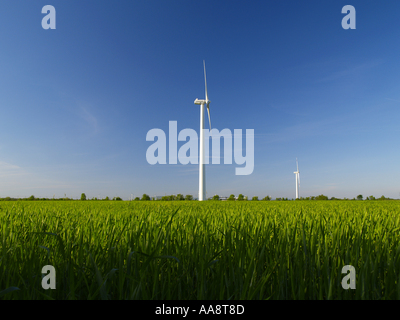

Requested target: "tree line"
[
  {"left": 0, "top": 194, "right": 395, "bottom": 201},
  {"left": 135, "top": 194, "right": 394, "bottom": 201}
]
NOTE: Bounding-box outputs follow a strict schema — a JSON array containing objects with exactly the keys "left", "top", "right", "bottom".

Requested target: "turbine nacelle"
[{"left": 194, "top": 99, "right": 208, "bottom": 105}]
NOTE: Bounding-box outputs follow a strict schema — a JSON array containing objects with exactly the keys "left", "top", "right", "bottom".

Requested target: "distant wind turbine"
[
  {"left": 194, "top": 61, "right": 212, "bottom": 201},
  {"left": 294, "top": 158, "right": 300, "bottom": 199}
]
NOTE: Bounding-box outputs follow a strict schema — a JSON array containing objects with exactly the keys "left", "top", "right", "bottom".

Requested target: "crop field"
[{"left": 1, "top": 200, "right": 400, "bottom": 300}]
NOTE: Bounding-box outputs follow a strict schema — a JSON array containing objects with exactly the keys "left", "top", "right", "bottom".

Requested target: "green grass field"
[{"left": 1, "top": 200, "right": 400, "bottom": 300}]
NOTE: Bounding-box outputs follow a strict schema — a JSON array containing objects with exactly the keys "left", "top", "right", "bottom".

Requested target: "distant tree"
[
  {"left": 315, "top": 194, "right": 328, "bottom": 200},
  {"left": 228, "top": 194, "right": 235, "bottom": 201},
  {"left": 276, "top": 198, "right": 282, "bottom": 201},
  {"left": 28, "top": 195, "right": 35, "bottom": 201},
  {"left": 141, "top": 194, "right": 150, "bottom": 201},
  {"left": 213, "top": 195, "right": 220, "bottom": 201},
  {"left": 244, "top": 196, "right": 248, "bottom": 201},
  {"left": 368, "top": 195, "right": 375, "bottom": 200},
  {"left": 357, "top": 194, "right": 363, "bottom": 200},
  {"left": 262, "top": 196, "right": 271, "bottom": 201},
  {"left": 185, "top": 195, "right": 193, "bottom": 201},
  {"left": 237, "top": 194, "right": 244, "bottom": 201},
  {"left": 105, "top": 196, "right": 110, "bottom": 201},
  {"left": 252, "top": 196, "right": 259, "bottom": 201},
  {"left": 113, "top": 197, "right": 122, "bottom": 201},
  {"left": 134, "top": 197, "right": 140, "bottom": 201},
  {"left": 81, "top": 193, "right": 87, "bottom": 201},
  {"left": 176, "top": 194, "right": 184, "bottom": 201}
]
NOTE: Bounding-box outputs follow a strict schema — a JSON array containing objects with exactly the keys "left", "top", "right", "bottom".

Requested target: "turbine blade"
[
  {"left": 204, "top": 60, "right": 208, "bottom": 102},
  {"left": 298, "top": 173, "right": 300, "bottom": 188},
  {"left": 296, "top": 158, "right": 298, "bottom": 172},
  {"left": 207, "top": 104, "right": 212, "bottom": 132}
]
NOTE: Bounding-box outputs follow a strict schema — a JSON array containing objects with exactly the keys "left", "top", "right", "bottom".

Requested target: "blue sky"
[{"left": 1, "top": 1, "right": 400, "bottom": 200}]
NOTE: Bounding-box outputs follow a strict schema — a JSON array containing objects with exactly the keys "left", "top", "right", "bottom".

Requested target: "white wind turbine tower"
[
  {"left": 194, "top": 61, "right": 212, "bottom": 201},
  {"left": 294, "top": 158, "right": 300, "bottom": 199}
]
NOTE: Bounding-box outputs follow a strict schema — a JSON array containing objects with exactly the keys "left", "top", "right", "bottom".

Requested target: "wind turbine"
[
  {"left": 194, "top": 61, "right": 212, "bottom": 201},
  {"left": 294, "top": 158, "right": 300, "bottom": 199}
]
